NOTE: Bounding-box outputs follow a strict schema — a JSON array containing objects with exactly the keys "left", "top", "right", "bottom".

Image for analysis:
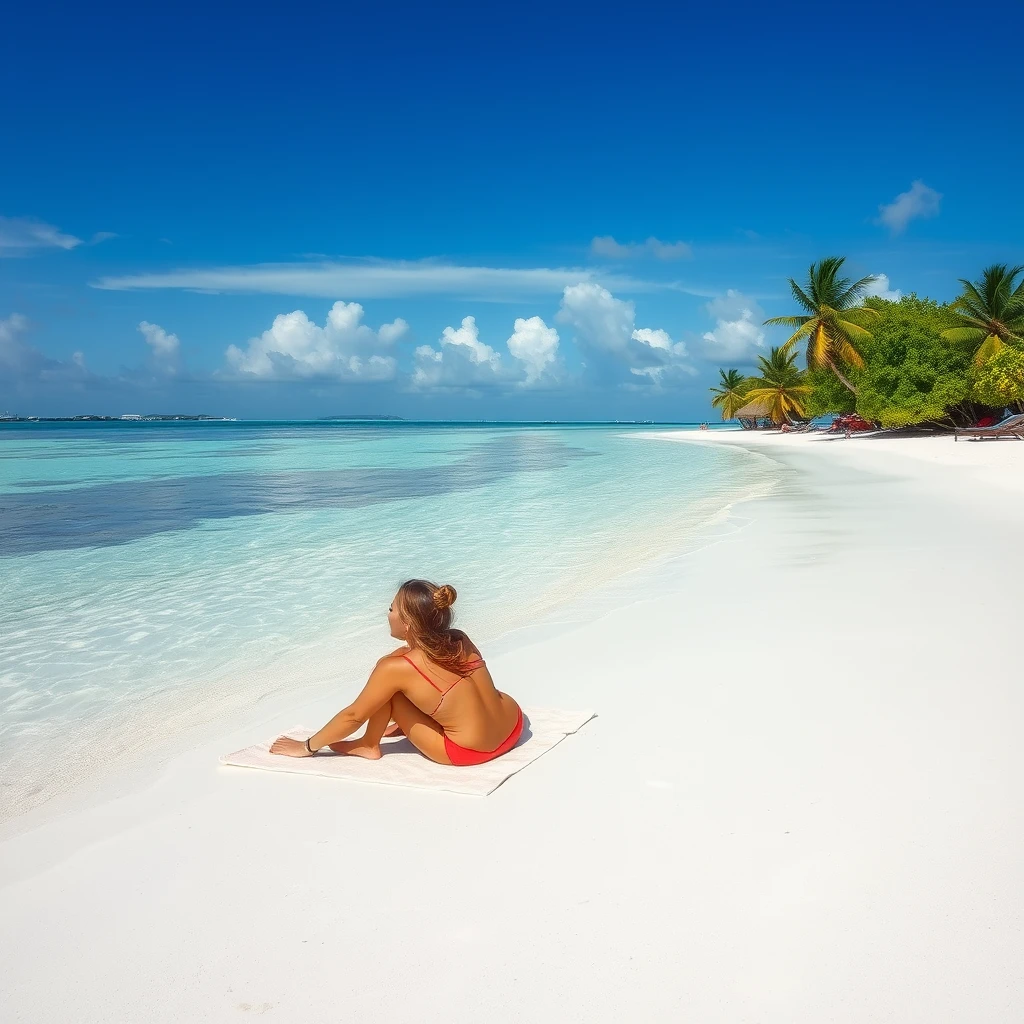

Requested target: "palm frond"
[
  {"left": 778, "top": 320, "right": 817, "bottom": 348},
  {"left": 788, "top": 280, "right": 817, "bottom": 314},
  {"left": 763, "top": 315, "right": 810, "bottom": 328},
  {"left": 973, "top": 333, "right": 1005, "bottom": 366},
  {"left": 941, "top": 326, "right": 987, "bottom": 344},
  {"left": 809, "top": 257, "right": 850, "bottom": 307},
  {"left": 958, "top": 280, "right": 987, "bottom": 311},
  {"left": 806, "top": 321, "right": 830, "bottom": 369},
  {"left": 834, "top": 274, "right": 879, "bottom": 309},
  {"left": 834, "top": 319, "right": 873, "bottom": 347},
  {"left": 844, "top": 305, "right": 881, "bottom": 322},
  {"left": 831, "top": 336, "right": 866, "bottom": 369}
]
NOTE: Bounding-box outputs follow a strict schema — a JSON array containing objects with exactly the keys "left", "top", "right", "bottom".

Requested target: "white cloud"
[
  {"left": 590, "top": 235, "right": 692, "bottom": 260},
  {"left": 862, "top": 274, "right": 902, "bottom": 302},
  {"left": 701, "top": 290, "right": 765, "bottom": 361},
  {"left": 92, "top": 260, "right": 667, "bottom": 301},
  {"left": 557, "top": 282, "right": 636, "bottom": 356},
  {"left": 556, "top": 282, "right": 694, "bottom": 385},
  {"left": 877, "top": 181, "right": 942, "bottom": 234},
  {"left": 631, "top": 327, "right": 674, "bottom": 351},
  {"left": 412, "top": 316, "right": 504, "bottom": 390},
  {"left": 413, "top": 315, "right": 562, "bottom": 390},
  {"left": 224, "top": 301, "right": 406, "bottom": 381},
  {"left": 507, "top": 316, "right": 560, "bottom": 384},
  {"left": 628, "top": 328, "right": 694, "bottom": 386},
  {"left": 0, "top": 217, "right": 82, "bottom": 255},
  {"left": 440, "top": 316, "right": 502, "bottom": 369},
  {"left": 138, "top": 321, "right": 180, "bottom": 358}
]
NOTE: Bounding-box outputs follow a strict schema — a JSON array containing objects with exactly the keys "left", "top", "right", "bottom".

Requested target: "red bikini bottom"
[{"left": 444, "top": 708, "right": 524, "bottom": 767}]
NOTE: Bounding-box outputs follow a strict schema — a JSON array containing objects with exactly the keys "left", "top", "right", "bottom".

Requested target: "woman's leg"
[
  {"left": 389, "top": 692, "right": 451, "bottom": 764},
  {"left": 328, "top": 700, "right": 392, "bottom": 760},
  {"left": 328, "top": 693, "right": 451, "bottom": 764}
]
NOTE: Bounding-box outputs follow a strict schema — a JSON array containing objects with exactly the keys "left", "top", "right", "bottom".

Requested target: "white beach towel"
[{"left": 219, "top": 707, "right": 595, "bottom": 796}]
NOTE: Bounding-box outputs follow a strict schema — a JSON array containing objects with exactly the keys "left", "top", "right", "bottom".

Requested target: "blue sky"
[{"left": 3, "top": 0, "right": 1023, "bottom": 420}]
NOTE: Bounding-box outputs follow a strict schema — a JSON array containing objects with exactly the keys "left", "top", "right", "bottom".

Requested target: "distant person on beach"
[{"left": 270, "top": 579, "right": 523, "bottom": 766}]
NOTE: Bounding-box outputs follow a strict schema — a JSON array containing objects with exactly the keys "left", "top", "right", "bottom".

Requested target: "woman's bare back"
[{"left": 390, "top": 635, "right": 520, "bottom": 751}]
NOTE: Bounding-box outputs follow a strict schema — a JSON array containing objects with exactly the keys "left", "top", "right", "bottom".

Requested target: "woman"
[{"left": 270, "top": 579, "right": 523, "bottom": 766}]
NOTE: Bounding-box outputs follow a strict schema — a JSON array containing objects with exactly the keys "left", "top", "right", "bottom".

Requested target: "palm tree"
[
  {"left": 941, "top": 264, "right": 1024, "bottom": 366},
  {"left": 764, "top": 256, "right": 878, "bottom": 394},
  {"left": 709, "top": 368, "right": 750, "bottom": 420},
  {"left": 742, "top": 340, "right": 811, "bottom": 425}
]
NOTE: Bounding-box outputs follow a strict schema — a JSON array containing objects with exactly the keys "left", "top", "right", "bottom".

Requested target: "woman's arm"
[{"left": 270, "top": 657, "right": 403, "bottom": 757}]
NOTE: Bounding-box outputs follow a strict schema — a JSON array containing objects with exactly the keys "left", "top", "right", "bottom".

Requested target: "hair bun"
[{"left": 433, "top": 584, "right": 457, "bottom": 610}]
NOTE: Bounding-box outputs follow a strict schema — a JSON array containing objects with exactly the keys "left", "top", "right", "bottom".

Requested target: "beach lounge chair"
[{"left": 954, "top": 412, "right": 1024, "bottom": 441}]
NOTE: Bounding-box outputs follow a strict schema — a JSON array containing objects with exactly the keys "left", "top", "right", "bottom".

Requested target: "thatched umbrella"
[{"left": 734, "top": 396, "right": 774, "bottom": 430}]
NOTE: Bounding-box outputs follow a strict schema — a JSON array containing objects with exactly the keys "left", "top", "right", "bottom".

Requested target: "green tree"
[
  {"left": 941, "top": 264, "right": 1024, "bottom": 366},
  {"left": 804, "top": 367, "right": 856, "bottom": 419},
  {"left": 848, "top": 295, "right": 973, "bottom": 428},
  {"left": 742, "top": 340, "right": 811, "bottom": 424},
  {"left": 708, "top": 368, "right": 750, "bottom": 420},
  {"left": 971, "top": 347, "right": 1024, "bottom": 411},
  {"left": 764, "top": 256, "right": 878, "bottom": 394}
]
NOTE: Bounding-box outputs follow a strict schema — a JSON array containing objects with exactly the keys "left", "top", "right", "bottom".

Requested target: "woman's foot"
[
  {"left": 384, "top": 722, "right": 404, "bottom": 737},
  {"left": 327, "top": 739, "right": 382, "bottom": 760}
]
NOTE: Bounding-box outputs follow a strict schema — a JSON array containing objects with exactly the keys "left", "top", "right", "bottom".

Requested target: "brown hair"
[{"left": 396, "top": 579, "right": 471, "bottom": 673}]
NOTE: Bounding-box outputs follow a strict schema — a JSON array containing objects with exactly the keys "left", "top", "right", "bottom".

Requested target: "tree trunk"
[{"left": 824, "top": 355, "right": 858, "bottom": 396}]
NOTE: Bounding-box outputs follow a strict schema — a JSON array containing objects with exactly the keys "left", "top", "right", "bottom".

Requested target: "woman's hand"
[{"left": 270, "top": 735, "right": 314, "bottom": 757}]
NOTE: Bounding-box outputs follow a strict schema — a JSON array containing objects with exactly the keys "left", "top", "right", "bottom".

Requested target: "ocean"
[{"left": 0, "top": 421, "right": 778, "bottom": 823}]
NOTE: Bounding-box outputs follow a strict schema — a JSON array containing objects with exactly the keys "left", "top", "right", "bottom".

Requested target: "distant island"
[{"left": 0, "top": 414, "right": 235, "bottom": 423}]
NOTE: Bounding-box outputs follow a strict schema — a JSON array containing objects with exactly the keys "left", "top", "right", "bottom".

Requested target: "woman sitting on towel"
[{"left": 270, "top": 579, "right": 523, "bottom": 766}]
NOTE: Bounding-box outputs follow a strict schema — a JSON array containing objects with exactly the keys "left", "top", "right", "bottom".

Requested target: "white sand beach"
[{"left": 2, "top": 431, "right": 1023, "bottom": 1023}]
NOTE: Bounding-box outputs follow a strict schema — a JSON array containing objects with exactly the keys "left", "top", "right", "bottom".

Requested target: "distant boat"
[{"left": 120, "top": 414, "right": 143, "bottom": 420}]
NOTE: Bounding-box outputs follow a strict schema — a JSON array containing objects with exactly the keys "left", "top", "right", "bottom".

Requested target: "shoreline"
[
  {"left": 0, "top": 437, "right": 780, "bottom": 841},
  {"left": 3, "top": 433, "right": 1024, "bottom": 1021}
]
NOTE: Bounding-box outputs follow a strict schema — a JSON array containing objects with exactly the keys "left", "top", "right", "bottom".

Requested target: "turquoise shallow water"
[{"left": 0, "top": 422, "right": 777, "bottom": 821}]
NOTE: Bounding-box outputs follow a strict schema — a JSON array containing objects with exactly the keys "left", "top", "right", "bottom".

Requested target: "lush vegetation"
[
  {"left": 710, "top": 260, "right": 1024, "bottom": 429},
  {"left": 972, "top": 347, "right": 1024, "bottom": 409}
]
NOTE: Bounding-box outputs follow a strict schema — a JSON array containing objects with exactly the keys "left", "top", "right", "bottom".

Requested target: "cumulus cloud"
[
  {"left": 862, "top": 274, "right": 902, "bottom": 302},
  {"left": 877, "top": 181, "right": 942, "bottom": 234},
  {"left": 93, "top": 260, "right": 668, "bottom": 301},
  {"left": 557, "top": 283, "right": 636, "bottom": 357},
  {"left": 412, "top": 315, "right": 563, "bottom": 390},
  {"left": 701, "top": 290, "right": 765, "bottom": 361},
  {"left": 506, "top": 316, "right": 560, "bottom": 384},
  {"left": 412, "top": 316, "right": 504, "bottom": 389},
  {"left": 590, "top": 235, "right": 692, "bottom": 260},
  {"left": 137, "top": 321, "right": 182, "bottom": 376},
  {"left": 556, "top": 283, "right": 693, "bottom": 385},
  {"left": 224, "top": 301, "right": 406, "bottom": 381},
  {"left": 138, "top": 321, "right": 180, "bottom": 357},
  {"left": 0, "top": 216, "right": 83, "bottom": 255}
]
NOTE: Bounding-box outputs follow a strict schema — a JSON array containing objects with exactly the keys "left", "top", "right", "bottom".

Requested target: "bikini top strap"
[{"left": 401, "top": 654, "right": 444, "bottom": 694}]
